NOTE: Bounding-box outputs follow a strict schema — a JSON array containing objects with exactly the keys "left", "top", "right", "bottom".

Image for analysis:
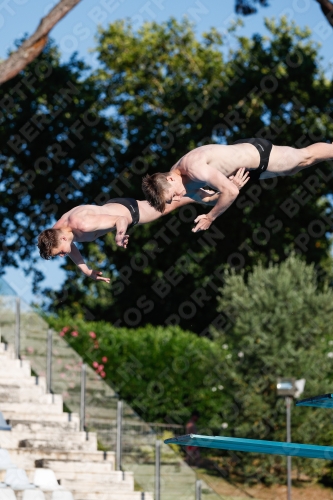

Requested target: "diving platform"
[
  {"left": 296, "top": 393, "right": 333, "bottom": 409},
  {"left": 165, "top": 434, "right": 333, "bottom": 460}
]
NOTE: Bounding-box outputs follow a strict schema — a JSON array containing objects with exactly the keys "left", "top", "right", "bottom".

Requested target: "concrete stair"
[
  {"left": 0, "top": 429, "right": 94, "bottom": 442},
  {"left": 9, "top": 449, "right": 115, "bottom": 470},
  {"left": 0, "top": 343, "right": 153, "bottom": 500},
  {"left": 34, "top": 459, "right": 116, "bottom": 474},
  {"left": 60, "top": 479, "right": 134, "bottom": 491},
  {"left": 0, "top": 387, "right": 58, "bottom": 403},
  {"left": 18, "top": 439, "right": 96, "bottom": 452},
  {"left": 13, "top": 494, "right": 152, "bottom": 500},
  {"left": 8, "top": 419, "right": 79, "bottom": 433},
  {"left": 3, "top": 413, "right": 79, "bottom": 424},
  {"left": 62, "top": 493, "right": 151, "bottom": 500},
  {"left": 0, "top": 302, "right": 223, "bottom": 500},
  {"left": 0, "top": 430, "right": 97, "bottom": 449},
  {"left": 0, "top": 360, "right": 32, "bottom": 379},
  {"left": 0, "top": 378, "right": 47, "bottom": 391},
  {"left": 0, "top": 403, "right": 63, "bottom": 414}
]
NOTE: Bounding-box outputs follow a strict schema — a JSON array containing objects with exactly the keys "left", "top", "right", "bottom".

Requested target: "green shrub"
[
  {"left": 214, "top": 255, "right": 333, "bottom": 483},
  {"left": 45, "top": 315, "right": 230, "bottom": 429}
]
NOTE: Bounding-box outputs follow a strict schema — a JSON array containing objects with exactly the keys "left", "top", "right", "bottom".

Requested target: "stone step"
[
  {"left": 16, "top": 438, "right": 97, "bottom": 452},
  {"left": 0, "top": 343, "right": 15, "bottom": 354},
  {"left": 69, "top": 491, "right": 153, "bottom": 500},
  {"left": 35, "top": 459, "right": 114, "bottom": 474},
  {"left": 0, "top": 390, "right": 62, "bottom": 405},
  {"left": 0, "top": 338, "right": 167, "bottom": 500},
  {"left": 0, "top": 435, "right": 96, "bottom": 452},
  {"left": 0, "top": 377, "right": 47, "bottom": 391},
  {"left": 47, "top": 469, "right": 133, "bottom": 485},
  {"left": 51, "top": 377, "right": 112, "bottom": 388},
  {"left": 0, "top": 385, "right": 45, "bottom": 398},
  {"left": 15, "top": 492, "right": 77, "bottom": 500},
  {"left": 14, "top": 491, "right": 153, "bottom": 500},
  {"left": 78, "top": 407, "right": 118, "bottom": 419},
  {"left": 0, "top": 350, "right": 15, "bottom": 360},
  {"left": 0, "top": 358, "right": 31, "bottom": 376},
  {"left": 0, "top": 366, "right": 31, "bottom": 377},
  {"left": 60, "top": 478, "right": 134, "bottom": 492},
  {"left": 8, "top": 419, "right": 79, "bottom": 433},
  {"left": 1, "top": 411, "right": 79, "bottom": 425},
  {"left": 15, "top": 491, "right": 76, "bottom": 500},
  {"left": 11, "top": 463, "right": 134, "bottom": 491},
  {"left": 9, "top": 449, "right": 115, "bottom": 469},
  {"left": 0, "top": 429, "right": 94, "bottom": 446},
  {"left": 0, "top": 401, "right": 63, "bottom": 414}
]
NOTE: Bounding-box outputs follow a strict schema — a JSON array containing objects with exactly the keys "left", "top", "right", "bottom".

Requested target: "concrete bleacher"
[
  {"left": 0, "top": 290, "right": 223, "bottom": 499},
  {"left": 0, "top": 342, "right": 153, "bottom": 500}
]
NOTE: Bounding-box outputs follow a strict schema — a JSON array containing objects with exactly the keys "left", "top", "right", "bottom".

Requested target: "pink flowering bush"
[
  {"left": 60, "top": 326, "right": 70, "bottom": 336},
  {"left": 47, "top": 315, "right": 114, "bottom": 384}
]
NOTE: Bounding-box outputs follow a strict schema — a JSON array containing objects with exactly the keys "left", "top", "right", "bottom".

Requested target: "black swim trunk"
[
  {"left": 233, "top": 138, "right": 273, "bottom": 181},
  {"left": 106, "top": 198, "right": 140, "bottom": 228}
]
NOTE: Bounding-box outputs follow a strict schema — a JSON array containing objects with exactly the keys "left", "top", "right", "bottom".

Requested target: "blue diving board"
[
  {"left": 296, "top": 393, "right": 333, "bottom": 409},
  {"left": 164, "top": 434, "right": 333, "bottom": 460}
]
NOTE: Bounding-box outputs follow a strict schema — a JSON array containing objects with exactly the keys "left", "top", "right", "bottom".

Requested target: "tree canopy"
[
  {"left": 0, "top": 45, "right": 112, "bottom": 288},
  {"left": 1, "top": 18, "right": 333, "bottom": 331},
  {"left": 50, "top": 17, "right": 333, "bottom": 332},
  {"left": 235, "top": 0, "right": 333, "bottom": 29}
]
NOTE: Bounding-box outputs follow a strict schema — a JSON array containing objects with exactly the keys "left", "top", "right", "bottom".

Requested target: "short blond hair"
[{"left": 142, "top": 172, "right": 171, "bottom": 212}]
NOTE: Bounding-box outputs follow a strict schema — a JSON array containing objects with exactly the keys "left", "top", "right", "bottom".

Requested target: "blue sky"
[{"left": 2, "top": 0, "right": 333, "bottom": 304}]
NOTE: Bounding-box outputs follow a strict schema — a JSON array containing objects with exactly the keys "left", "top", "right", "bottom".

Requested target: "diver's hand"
[
  {"left": 88, "top": 270, "right": 110, "bottom": 283},
  {"left": 228, "top": 167, "right": 250, "bottom": 189},
  {"left": 115, "top": 233, "right": 129, "bottom": 248},
  {"left": 192, "top": 214, "right": 214, "bottom": 232}
]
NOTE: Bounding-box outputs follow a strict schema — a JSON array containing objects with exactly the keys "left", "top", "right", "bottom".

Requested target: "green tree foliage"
[
  {"left": 50, "top": 18, "right": 333, "bottom": 332},
  {"left": 235, "top": 0, "right": 269, "bottom": 15},
  {"left": 2, "top": 20, "right": 333, "bottom": 332},
  {"left": 45, "top": 314, "right": 229, "bottom": 427},
  {"left": 215, "top": 254, "right": 333, "bottom": 483},
  {"left": 235, "top": 0, "right": 333, "bottom": 29},
  {"left": 0, "top": 43, "right": 112, "bottom": 287}
]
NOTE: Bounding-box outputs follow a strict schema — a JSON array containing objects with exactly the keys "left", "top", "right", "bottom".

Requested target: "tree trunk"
[{"left": 0, "top": 0, "right": 82, "bottom": 84}]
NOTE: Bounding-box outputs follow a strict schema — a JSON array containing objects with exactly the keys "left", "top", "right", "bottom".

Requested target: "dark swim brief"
[
  {"left": 106, "top": 198, "right": 139, "bottom": 228},
  {"left": 233, "top": 138, "right": 273, "bottom": 181}
]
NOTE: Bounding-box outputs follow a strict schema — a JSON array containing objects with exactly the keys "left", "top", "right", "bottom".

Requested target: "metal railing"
[
  {"left": 0, "top": 293, "right": 223, "bottom": 500},
  {"left": 116, "top": 400, "right": 123, "bottom": 471},
  {"left": 15, "top": 297, "right": 20, "bottom": 359},
  {"left": 46, "top": 329, "right": 52, "bottom": 393}
]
